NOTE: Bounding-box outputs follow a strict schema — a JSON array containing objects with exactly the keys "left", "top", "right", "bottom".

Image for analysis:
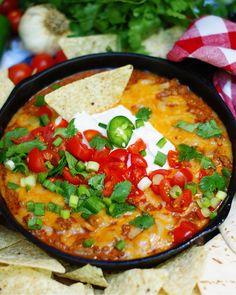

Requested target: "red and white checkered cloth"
[{"left": 167, "top": 15, "right": 236, "bottom": 118}]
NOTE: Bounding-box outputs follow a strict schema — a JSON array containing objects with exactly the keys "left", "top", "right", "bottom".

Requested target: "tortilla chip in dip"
[
  {"left": 104, "top": 268, "right": 168, "bottom": 295},
  {"left": 59, "top": 34, "right": 119, "bottom": 59},
  {"left": 0, "top": 69, "right": 14, "bottom": 109},
  {"left": 45, "top": 65, "right": 133, "bottom": 121},
  {"left": 58, "top": 264, "right": 108, "bottom": 287},
  {"left": 0, "top": 239, "right": 65, "bottom": 273},
  {"left": 0, "top": 225, "right": 24, "bottom": 250},
  {"left": 219, "top": 195, "right": 236, "bottom": 254},
  {"left": 159, "top": 246, "right": 206, "bottom": 295},
  {"left": 198, "top": 234, "right": 236, "bottom": 295}
]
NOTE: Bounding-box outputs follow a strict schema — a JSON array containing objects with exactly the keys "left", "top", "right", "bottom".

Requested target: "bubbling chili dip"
[{"left": 0, "top": 69, "right": 232, "bottom": 260}]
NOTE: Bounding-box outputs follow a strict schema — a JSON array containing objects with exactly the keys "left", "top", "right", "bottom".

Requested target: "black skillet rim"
[{"left": 0, "top": 53, "right": 235, "bottom": 270}]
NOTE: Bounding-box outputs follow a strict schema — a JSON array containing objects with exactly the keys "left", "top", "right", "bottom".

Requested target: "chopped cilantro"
[
  {"left": 65, "top": 151, "right": 78, "bottom": 176},
  {"left": 48, "top": 155, "right": 66, "bottom": 177},
  {"left": 129, "top": 213, "right": 154, "bottom": 229},
  {"left": 89, "top": 134, "right": 113, "bottom": 150},
  {"left": 115, "top": 240, "right": 126, "bottom": 251},
  {"left": 1, "top": 128, "right": 29, "bottom": 148},
  {"left": 88, "top": 174, "right": 105, "bottom": 192},
  {"left": 7, "top": 182, "right": 19, "bottom": 190},
  {"left": 54, "top": 119, "right": 77, "bottom": 138},
  {"left": 135, "top": 107, "right": 152, "bottom": 122},
  {"left": 199, "top": 172, "right": 227, "bottom": 192},
  {"left": 175, "top": 120, "right": 199, "bottom": 132},
  {"left": 222, "top": 167, "right": 231, "bottom": 177},
  {"left": 111, "top": 180, "right": 132, "bottom": 203},
  {"left": 196, "top": 119, "right": 222, "bottom": 139},
  {"left": 200, "top": 156, "right": 215, "bottom": 169},
  {"left": 108, "top": 203, "right": 135, "bottom": 218},
  {"left": 6, "top": 138, "right": 45, "bottom": 157}
]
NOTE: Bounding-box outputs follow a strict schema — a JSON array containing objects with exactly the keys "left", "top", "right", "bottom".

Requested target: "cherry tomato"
[
  {"left": 167, "top": 150, "right": 181, "bottom": 168},
  {"left": 7, "top": 9, "right": 22, "bottom": 33},
  {"left": 31, "top": 53, "right": 54, "bottom": 73},
  {"left": 159, "top": 178, "right": 172, "bottom": 203},
  {"left": 166, "top": 189, "right": 193, "bottom": 213},
  {"left": 83, "top": 129, "right": 101, "bottom": 142},
  {"left": 180, "top": 168, "right": 193, "bottom": 182},
  {"left": 54, "top": 50, "right": 67, "bottom": 64},
  {"left": 109, "top": 149, "right": 128, "bottom": 162},
  {"left": 0, "top": 0, "right": 18, "bottom": 15},
  {"left": 67, "top": 136, "right": 93, "bottom": 161},
  {"left": 198, "top": 169, "right": 211, "bottom": 180},
  {"left": 172, "top": 221, "right": 197, "bottom": 245},
  {"left": 131, "top": 153, "right": 147, "bottom": 168},
  {"left": 93, "top": 148, "right": 110, "bottom": 164},
  {"left": 151, "top": 184, "right": 160, "bottom": 195},
  {"left": 31, "top": 124, "right": 54, "bottom": 143},
  {"left": 27, "top": 148, "right": 46, "bottom": 173},
  {"left": 62, "top": 167, "right": 83, "bottom": 185},
  {"left": 128, "top": 138, "right": 146, "bottom": 154},
  {"left": 8, "top": 63, "right": 32, "bottom": 85},
  {"left": 125, "top": 166, "right": 147, "bottom": 185},
  {"left": 37, "top": 106, "right": 53, "bottom": 119},
  {"left": 172, "top": 171, "right": 186, "bottom": 188},
  {"left": 11, "top": 133, "right": 34, "bottom": 144},
  {"left": 149, "top": 169, "right": 171, "bottom": 179},
  {"left": 128, "top": 187, "right": 146, "bottom": 205},
  {"left": 103, "top": 172, "right": 122, "bottom": 197}
]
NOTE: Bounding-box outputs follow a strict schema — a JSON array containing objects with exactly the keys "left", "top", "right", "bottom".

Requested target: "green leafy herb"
[
  {"left": 48, "top": 155, "right": 66, "bottom": 177},
  {"left": 115, "top": 240, "right": 126, "bottom": 251},
  {"left": 199, "top": 172, "right": 227, "bottom": 192},
  {"left": 35, "top": 95, "right": 45, "bottom": 107},
  {"left": 1, "top": 128, "right": 29, "bottom": 148},
  {"left": 129, "top": 212, "right": 154, "bottom": 229},
  {"left": 65, "top": 151, "right": 78, "bottom": 176},
  {"left": 175, "top": 120, "right": 199, "bottom": 132},
  {"left": 200, "top": 156, "right": 215, "bottom": 169},
  {"left": 7, "top": 182, "right": 19, "bottom": 190},
  {"left": 54, "top": 119, "right": 77, "bottom": 138},
  {"left": 83, "top": 239, "right": 94, "bottom": 248},
  {"left": 222, "top": 167, "right": 231, "bottom": 177},
  {"left": 135, "top": 107, "right": 152, "bottom": 121},
  {"left": 108, "top": 203, "right": 135, "bottom": 218},
  {"left": 111, "top": 180, "right": 132, "bottom": 202},
  {"left": 88, "top": 174, "right": 105, "bottom": 192},
  {"left": 59, "top": 181, "right": 77, "bottom": 203},
  {"left": 6, "top": 138, "right": 45, "bottom": 157},
  {"left": 89, "top": 134, "right": 112, "bottom": 150},
  {"left": 196, "top": 119, "right": 222, "bottom": 139}
]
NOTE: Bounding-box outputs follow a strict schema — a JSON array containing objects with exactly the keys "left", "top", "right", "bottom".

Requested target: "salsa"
[{"left": 0, "top": 69, "right": 232, "bottom": 260}]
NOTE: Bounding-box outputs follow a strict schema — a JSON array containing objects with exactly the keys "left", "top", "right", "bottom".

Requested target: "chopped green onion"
[
  {"left": 40, "top": 114, "right": 50, "bottom": 126},
  {"left": 115, "top": 240, "right": 125, "bottom": 251},
  {"left": 51, "top": 83, "right": 61, "bottom": 90},
  {"left": 103, "top": 197, "right": 112, "bottom": 207},
  {"left": 154, "top": 151, "right": 167, "bottom": 167},
  {"left": 170, "top": 185, "right": 182, "bottom": 199},
  {"left": 98, "top": 122, "right": 107, "bottom": 129},
  {"left": 35, "top": 95, "right": 45, "bottom": 107},
  {"left": 20, "top": 175, "right": 36, "bottom": 188},
  {"left": 139, "top": 150, "right": 147, "bottom": 157},
  {"left": 4, "top": 159, "right": 15, "bottom": 170},
  {"left": 47, "top": 202, "right": 56, "bottom": 212},
  {"left": 86, "top": 161, "right": 100, "bottom": 172},
  {"left": 34, "top": 203, "right": 45, "bottom": 216},
  {"left": 210, "top": 197, "right": 221, "bottom": 209},
  {"left": 221, "top": 167, "right": 231, "bottom": 177},
  {"left": 26, "top": 201, "right": 34, "bottom": 212},
  {"left": 37, "top": 172, "right": 48, "bottom": 184},
  {"left": 69, "top": 195, "right": 79, "bottom": 209},
  {"left": 84, "top": 196, "right": 105, "bottom": 214},
  {"left": 215, "top": 190, "right": 227, "bottom": 200},
  {"left": 7, "top": 182, "right": 19, "bottom": 190},
  {"left": 27, "top": 217, "right": 43, "bottom": 230},
  {"left": 201, "top": 197, "right": 211, "bottom": 208},
  {"left": 83, "top": 239, "right": 94, "bottom": 248},
  {"left": 76, "top": 161, "right": 86, "bottom": 172},
  {"left": 45, "top": 161, "right": 54, "bottom": 170},
  {"left": 25, "top": 185, "right": 31, "bottom": 192},
  {"left": 53, "top": 137, "right": 63, "bottom": 147},
  {"left": 156, "top": 137, "right": 167, "bottom": 148},
  {"left": 77, "top": 185, "right": 90, "bottom": 197},
  {"left": 60, "top": 209, "right": 70, "bottom": 219},
  {"left": 201, "top": 207, "right": 211, "bottom": 218},
  {"left": 81, "top": 211, "right": 92, "bottom": 220},
  {"left": 135, "top": 119, "right": 144, "bottom": 128},
  {"left": 184, "top": 182, "right": 197, "bottom": 195},
  {"left": 54, "top": 204, "right": 62, "bottom": 214},
  {"left": 203, "top": 191, "right": 214, "bottom": 199},
  {"left": 43, "top": 180, "right": 57, "bottom": 192},
  {"left": 210, "top": 211, "right": 218, "bottom": 219}
]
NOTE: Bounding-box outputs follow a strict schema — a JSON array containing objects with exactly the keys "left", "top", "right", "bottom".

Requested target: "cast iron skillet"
[{"left": 0, "top": 53, "right": 235, "bottom": 270}]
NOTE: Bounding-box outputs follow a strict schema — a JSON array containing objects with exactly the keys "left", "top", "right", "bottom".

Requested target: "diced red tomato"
[
  {"left": 128, "top": 187, "right": 146, "bottom": 205},
  {"left": 103, "top": 171, "right": 122, "bottom": 197},
  {"left": 67, "top": 135, "right": 93, "bottom": 161},
  {"left": 131, "top": 153, "right": 147, "bottom": 168},
  {"left": 151, "top": 184, "right": 160, "bottom": 195},
  {"left": 42, "top": 148, "right": 61, "bottom": 166},
  {"left": 55, "top": 118, "right": 68, "bottom": 128},
  {"left": 0, "top": 0, "right": 18, "bottom": 15},
  {"left": 8, "top": 63, "right": 32, "bottom": 85},
  {"left": 93, "top": 148, "right": 110, "bottom": 164},
  {"left": 196, "top": 208, "right": 206, "bottom": 220},
  {"left": 12, "top": 133, "right": 34, "bottom": 144},
  {"left": 125, "top": 165, "right": 147, "bottom": 185},
  {"left": 31, "top": 123, "right": 54, "bottom": 143},
  {"left": 62, "top": 167, "right": 83, "bottom": 185},
  {"left": 54, "top": 50, "right": 67, "bottom": 64},
  {"left": 167, "top": 150, "right": 181, "bottom": 168},
  {"left": 172, "top": 221, "right": 197, "bottom": 245},
  {"left": 198, "top": 169, "right": 209, "bottom": 180},
  {"left": 7, "top": 9, "right": 22, "bottom": 33},
  {"left": 180, "top": 168, "right": 193, "bottom": 182},
  {"left": 128, "top": 138, "right": 146, "bottom": 154},
  {"left": 83, "top": 129, "right": 101, "bottom": 142},
  {"left": 166, "top": 189, "right": 193, "bottom": 213},
  {"left": 172, "top": 171, "right": 186, "bottom": 188},
  {"left": 31, "top": 53, "right": 54, "bottom": 73},
  {"left": 159, "top": 178, "right": 172, "bottom": 203},
  {"left": 109, "top": 149, "right": 128, "bottom": 162},
  {"left": 37, "top": 106, "right": 53, "bottom": 119},
  {"left": 27, "top": 148, "right": 46, "bottom": 173}
]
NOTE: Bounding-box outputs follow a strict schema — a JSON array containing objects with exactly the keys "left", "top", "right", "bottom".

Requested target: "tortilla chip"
[
  {"left": 58, "top": 264, "right": 108, "bottom": 287},
  {"left": 198, "top": 234, "right": 236, "bottom": 295},
  {"left": 159, "top": 246, "right": 206, "bottom": 295},
  {"left": 70, "top": 282, "right": 95, "bottom": 295},
  {"left": 0, "top": 239, "right": 65, "bottom": 273},
  {"left": 0, "top": 265, "right": 92, "bottom": 295},
  {"left": 104, "top": 269, "right": 168, "bottom": 295},
  {"left": 142, "top": 26, "right": 184, "bottom": 58},
  {"left": 0, "top": 69, "right": 14, "bottom": 109},
  {"left": 59, "top": 34, "right": 119, "bottom": 59},
  {"left": 45, "top": 65, "right": 133, "bottom": 121},
  {"left": 0, "top": 225, "right": 24, "bottom": 250},
  {"left": 219, "top": 195, "right": 236, "bottom": 253}
]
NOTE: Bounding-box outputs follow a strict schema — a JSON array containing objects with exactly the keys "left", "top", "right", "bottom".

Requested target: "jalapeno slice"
[{"left": 107, "top": 116, "right": 134, "bottom": 148}]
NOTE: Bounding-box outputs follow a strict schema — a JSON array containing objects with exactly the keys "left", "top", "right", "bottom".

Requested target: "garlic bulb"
[{"left": 19, "top": 5, "right": 70, "bottom": 55}]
